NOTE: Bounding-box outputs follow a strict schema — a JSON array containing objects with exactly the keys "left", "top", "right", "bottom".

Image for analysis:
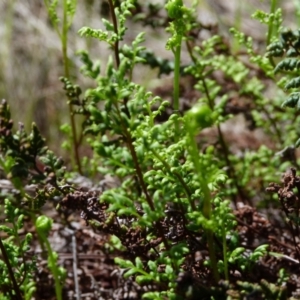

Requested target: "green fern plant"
[
  {"left": 66, "top": 0, "right": 246, "bottom": 298},
  {"left": 2, "top": 0, "right": 300, "bottom": 298}
]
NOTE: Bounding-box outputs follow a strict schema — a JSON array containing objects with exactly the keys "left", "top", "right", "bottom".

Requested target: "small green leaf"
[
  {"left": 285, "top": 77, "right": 300, "bottom": 90},
  {"left": 135, "top": 257, "right": 144, "bottom": 270},
  {"left": 136, "top": 275, "right": 154, "bottom": 285},
  {"left": 16, "top": 215, "right": 24, "bottom": 230},
  {"left": 276, "top": 58, "right": 300, "bottom": 73},
  {"left": 165, "top": 265, "right": 173, "bottom": 274},
  {"left": 124, "top": 268, "right": 138, "bottom": 278},
  {"left": 254, "top": 244, "right": 269, "bottom": 252},
  {"left": 102, "top": 18, "right": 114, "bottom": 31},
  {"left": 282, "top": 92, "right": 300, "bottom": 108},
  {"left": 148, "top": 260, "right": 157, "bottom": 271},
  {"left": 229, "top": 247, "right": 245, "bottom": 263},
  {"left": 114, "top": 257, "right": 134, "bottom": 268}
]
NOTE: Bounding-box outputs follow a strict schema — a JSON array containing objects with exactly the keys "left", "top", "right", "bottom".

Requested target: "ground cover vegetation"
[{"left": 1, "top": 0, "right": 300, "bottom": 299}]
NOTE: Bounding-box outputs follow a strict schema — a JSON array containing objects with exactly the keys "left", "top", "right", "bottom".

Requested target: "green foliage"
[
  {"left": 44, "top": 0, "right": 77, "bottom": 35},
  {"left": 228, "top": 244, "right": 269, "bottom": 271},
  {"left": 234, "top": 278, "right": 287, "bottom": 300},
  {"left": 79, "top": 0, "right": 135, "bottom": 45},
  {"left": 165, "top": 0, "right": 196, "bottom": 136},
  {"left": 0, "top": 200, "right": 36, "bottom": 300},
  {"left": 2, "top": 0, "right": 300, "bottom": 299},
  {"left": 267, "top": 25, "right": 300, "bottom": 147},
  {"left": 35, "top": 216, "right": 66, "bottom": 300},
  {"left": 0, "top": 99, "right": 69, "bottom": 299}
]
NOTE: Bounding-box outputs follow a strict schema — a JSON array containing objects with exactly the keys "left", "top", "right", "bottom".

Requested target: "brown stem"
[
  {"left": 108, "top": 0, "right": 120, "bottom": 68},
  {"left": 125, "top": 131, "right": 154, "bottom": 210},
  {"left": 112, "top": 101, "right": 170, "bottom": 250},
  {"left": 126, "top": 131, "right": 170, "bottom": 250},
  {"left": 107, "top": 0, "right": 169, "bottom": 251}
]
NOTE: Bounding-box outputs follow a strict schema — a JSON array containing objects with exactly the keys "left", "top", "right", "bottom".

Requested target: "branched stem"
[
  {"left": 124, "top": 131, "right": 170, "bottom": 251},
  {"left": 108, "top": 0, "right": 131, "bottom": 116},
  {"left": 113, "top": 99, "right": 170, "bottom": 251}
]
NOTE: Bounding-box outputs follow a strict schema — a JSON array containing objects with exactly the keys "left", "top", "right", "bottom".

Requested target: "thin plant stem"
[
  {"left": 108, "top": 0, "right": 120, "bottom": 68},
  {"left": 105, "top": 0, "right": 157, "bottom": 216},
  {"left": 113, "top": 102, "right": 170, "bottom": 252},
  {"left": 184, "top": 40, "right": 220, "bottom": 282},
  {"left": 186, "top": 125, "right": 219, "bottom": 282},
  {"left": 38, "top": 233, "right": 63, "bottom": 300},
  {"left": 62, "top": 0, "right": 82, "bottom": 174},
  {"left": 125, "top": 132, "right": 170, "bottom": 251},
  {"left": 267, "top": 0, "right": 277, "bottom": 45},
  {"left": 173, "top": 42, "right": 182, "bottom": 138},
  {"left": 107, "top": 0, "right": 131, "bottom": 117},
  {"left": 108, "top": 0, "right": 170, "bottom": 255},
  {"left": 43, "top": 0, "right": 81, "bottom": 173}
]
